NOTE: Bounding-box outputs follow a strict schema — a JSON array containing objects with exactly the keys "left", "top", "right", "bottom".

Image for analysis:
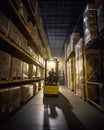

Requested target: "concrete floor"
[{"left": 1, "top": 86, "right": 104, "bottom": 130}]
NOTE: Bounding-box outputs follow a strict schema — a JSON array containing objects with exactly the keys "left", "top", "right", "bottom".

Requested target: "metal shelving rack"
[
  {"left": 84, "top": 32, "right": 104, "bottom": 110},
  {"left": 0, "top": 0, "right": 48, "bottom": 87}
]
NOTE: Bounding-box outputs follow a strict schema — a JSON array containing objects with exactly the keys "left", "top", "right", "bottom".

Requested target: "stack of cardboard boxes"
[
  {"left": 83, "top": 4, "right": 98, "bottom": 46},
  {"left": 75, "top": 38, "right": 86, "bottom": 99},
  {"left": 20, "top": 84, "right": 33, "bottom": 104}
]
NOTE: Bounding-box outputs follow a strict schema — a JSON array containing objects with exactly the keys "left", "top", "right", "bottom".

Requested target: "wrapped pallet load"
[
  {"left": 67, "top": 33, "right": 80, "bottom": 56},
  {"left": 83, "top": 4, "right": 98, "bottom": 46},
  {"left": 75, "top": 38, "right": 86, "bottom": 100},
  {"left": 67, "top": 33, "right": 80, "bottom": 91}
]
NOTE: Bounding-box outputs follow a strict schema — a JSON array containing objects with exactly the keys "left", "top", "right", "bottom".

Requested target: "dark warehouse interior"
[{"left": 0, "top": 0, "right": 104, "bottom": 130}]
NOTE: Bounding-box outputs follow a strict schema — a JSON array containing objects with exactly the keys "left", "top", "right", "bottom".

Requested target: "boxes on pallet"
[
  {"left": 0, "top": 11, "right": 9, "bottom": 36},
  {"left": 86, "top": 49, "right": 100, "bottom": 82},
  {"left": 67, "top": 33, "right": 80, "bottom": 57},
  {"left": 36, "top": 67, "right": 41, "bottom": 77},
  {"left": 22, "top": 62, "right": 29, "bottom": 78},
  {"left": 38, "top": 80, "right": 43, "bottom": 90},
  {"left": 68, "top": 58, "right": 75, "bottom": 91},
  {"left": 83, "top": 4, "right": 98, "bottom": 45},
  {"left": 8, "top": 87, "right": 20, "bottom": 114},
  {"left": 8, "top": 20, "right": 21, "bottom": 47},
  {"left": 0, "top": 88, "right": 8, "bottom": 122},
  {"left": 11, "top": 57, "right": 23, "bottom": 79},
  {"left": 27, "top": 22, "right": 36, "bottom": 39},
  {"left": 19, "top": 2, "right": 28, "bottom": 23},
  {"left": 27, "top": 22, "right": 42, "bottom": 50},
  {"left": 28, "top": 64, "right": 36, "bottom": 78},
  {"left": 19, "top": 31, "right": 28, "bottom": 52},
  {"left": 32, "top": 83, "right": 39, "bottom": 95},
  {"left": 75, "top": 38, "right": 86, "bottom": 99},
  {"left": 27, "top": 46, "right": 35, "bottom": 58},
  {"left": 0, "top": 50, "right": 11, "bottom": 80},
  {"left": 8, "top": 20, "right": 28, "bottom": 51},
  {"left": 35, "top": 28, "right": 43, "bottom": 49},
  {"left": 0, "top": 50, "right": 11, "bottom": 68},
  {"left": 97, "top": 4, "right": 104, "bottom": 33},
  {"left": 20, "top": 84, "right": 33, "bottom": 103},
  {"left": 70, "top": 33, "right": 80, "bottom": 52}
]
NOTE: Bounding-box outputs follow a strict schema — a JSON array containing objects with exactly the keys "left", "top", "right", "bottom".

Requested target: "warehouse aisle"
[{"left": 1, "top": 86, "right": 104, "bottom": 130}]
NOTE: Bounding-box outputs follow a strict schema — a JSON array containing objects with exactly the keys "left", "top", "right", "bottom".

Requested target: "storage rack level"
[
  {"left": 85, "top": 32, "right": 104, "bottom": 110},
  {"left": 0, "top": 33, "right": 44, "bottom": 68},
  {"left": 0, "top": 0, "right": 43, "bottom": 57}
]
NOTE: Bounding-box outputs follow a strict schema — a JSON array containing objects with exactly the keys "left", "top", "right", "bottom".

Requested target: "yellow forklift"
[{"left": 43, "top": 58, "right": 59, "bottom": 96}]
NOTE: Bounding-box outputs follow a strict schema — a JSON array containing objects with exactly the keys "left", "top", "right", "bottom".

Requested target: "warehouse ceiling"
[{"left": 38, "top": 0, "right": 95, "bottom": 57}]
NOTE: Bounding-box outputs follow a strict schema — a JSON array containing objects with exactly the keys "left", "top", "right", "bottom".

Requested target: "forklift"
[{"left": 43, "top": 58, "right": 59, "bottom": 96}]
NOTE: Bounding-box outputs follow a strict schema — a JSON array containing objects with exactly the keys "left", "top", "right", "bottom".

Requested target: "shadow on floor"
[{"left": 43, "top": 92, "right": 86, "bottom": 130}]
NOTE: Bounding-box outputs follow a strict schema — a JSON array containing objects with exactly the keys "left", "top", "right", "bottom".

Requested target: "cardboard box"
[
  {"left": 0, "top": 50, "right": 11, "bottom": 80},
  {"left": 28, "top": 64, "right": 36, "bottom": 78},
  {"left": 83, "top": 4, "right": 98, "bottom": 45},
  {"left": 8, "top": 20, "right": 22, "bottom": 47},
  {"left": 11, "top": 57, "right": 23, "bottom": 79},
  {"left": 22, "top": 62, "right": 29, "bottom": 78},
  {"left": 67, "top": 33, "right": 80, "bottom": 57},
  {"left": 0, "top": 50, "right": 11, "bottom": 68},
  {"left": 0, "top": 11, "right": 9, "bottom": 36},
  {"left": 20, "top": 85, "right": 33, "bottom": 103}
]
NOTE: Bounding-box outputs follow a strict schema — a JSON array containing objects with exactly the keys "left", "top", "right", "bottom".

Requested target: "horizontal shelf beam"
[{"left": 0, "top": 77, "right": 44, "bottom": 87}]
